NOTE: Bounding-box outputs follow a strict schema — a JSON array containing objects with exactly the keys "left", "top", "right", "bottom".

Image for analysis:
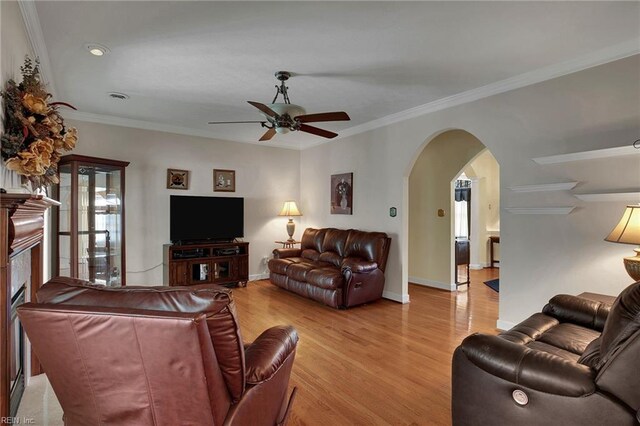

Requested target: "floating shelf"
[
  {"left": 573, "top": 192, "right": 640, "bottom": 202},
  {"left": 532, "top": 146, "right": 639, "bottom": 165},
  {"left": 505, "top": 207, "right": 575, "bottom": 215},
  {"left": 509, "top": 182, "right": 578, "bottom": 192}
]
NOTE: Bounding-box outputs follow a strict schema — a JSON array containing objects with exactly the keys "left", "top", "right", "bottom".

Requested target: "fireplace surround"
[{"left": 0, "top": 194, "right": 58, "bottom": 419}]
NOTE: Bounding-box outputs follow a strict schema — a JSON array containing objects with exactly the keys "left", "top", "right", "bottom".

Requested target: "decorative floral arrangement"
[{"left": 1, "top": 56, "right": 77, "bottom": 188}]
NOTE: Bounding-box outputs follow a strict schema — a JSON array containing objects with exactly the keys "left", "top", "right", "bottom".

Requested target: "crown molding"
[
  {"left": 533, "top": 145, "right": 639, "bottom": 165},
  {"left": 63, "top": 110, "right": 301, "bottom": 150},
  {"left": 18, "top": 0, "right": 57, "bottom": 96},
  {"left": 335, "top": 39, "right": 639, "bottom": 142},
  {"left": 17, "top": 1, "right": 640, "bottom": 148}
]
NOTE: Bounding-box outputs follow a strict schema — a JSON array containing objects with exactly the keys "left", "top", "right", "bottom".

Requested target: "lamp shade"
[
  {"left": 605, "top": 205, "right": 640, "bottom": 245},
  {"left": 279, "top": 201, "right": 302, "bottom": 217}
]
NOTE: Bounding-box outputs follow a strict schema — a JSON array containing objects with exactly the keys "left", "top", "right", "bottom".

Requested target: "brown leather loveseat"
[
  {"left": 452, "top": 280, "right": 640, "bottom": 425},
  {"left": 268, "top": 228, "right": 391, "bottom": 308},
  {"left": 18, "top": 277, "right": 299, "bottom": 426}
]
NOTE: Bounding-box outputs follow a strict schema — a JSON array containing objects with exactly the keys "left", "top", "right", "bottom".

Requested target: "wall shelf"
[
  {"left": 532, "top": 145, "right": 639, "bottom": 165},
  {"left": 573, "top": 191, "right": 640, "bottom": 202},
  {"left": 505, "top": 207, "right": 575, "bottom": 215},
  {"left": 509, "top": 182, "right": 578, "bottom": 192}
]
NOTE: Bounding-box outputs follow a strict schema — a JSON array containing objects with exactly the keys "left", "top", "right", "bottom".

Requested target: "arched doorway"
[{"left": 406, "top": 129, "right": 500, "bottom": 316}]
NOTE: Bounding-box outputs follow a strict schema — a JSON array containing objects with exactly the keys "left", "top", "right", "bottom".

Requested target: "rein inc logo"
[{"left": 0, "top": 418, "right": 35, "bottom": 424}]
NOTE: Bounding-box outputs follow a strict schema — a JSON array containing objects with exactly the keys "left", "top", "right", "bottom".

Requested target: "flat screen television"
[{"left": 170, "top": 195, "right": 244, "bottom": 243}]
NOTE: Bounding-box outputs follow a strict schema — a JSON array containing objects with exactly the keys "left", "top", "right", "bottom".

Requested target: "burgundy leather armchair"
[
  {"left": 452, "top": 281, "right": 640, "bottom": 425},
  {"left": 18, "top": 277, "right": 298, "bottom": 426},
  {"left": 268, "top": 228, "right": 391, "bottom": 308}
]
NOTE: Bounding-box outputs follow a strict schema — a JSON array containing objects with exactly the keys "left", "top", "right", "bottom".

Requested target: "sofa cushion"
[
  {"left": 287, "top": 262, "right": 315, "bottom": 282},
  {"left": 345, "top": 230, "right": 389, "bottom": 267},
  {"left": 307, "top": 268, "right": 345, "bottom": 290},
  {"left": 268, "top": 258, "right": 297, "bottom": 275},
  {"left": 526, "top": 341, "right": 581, "bottom": 362},
  {"left": 598, "top": 280, "right": 640, "bottom": 367},
  {"left": 36, "top": 277, "right": 246, "bottom": 402},
  {"left": 322, "top": 228, "right": 350, "bottom": 257},
  {"left": 536, "top": 323, "right": 600, "bottom": 355},
  {"left": 319, "top": 251, "right": 342, "bottom": 267},
  {"left": 301, "top": 249, "right": 321, "bottom": 261},
  {"left": 300, "top": 228, "right": 327, "bottom": 252}
]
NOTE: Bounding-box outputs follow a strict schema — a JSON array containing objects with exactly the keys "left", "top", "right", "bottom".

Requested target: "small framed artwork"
[
  {"left": 167, "top": 169, "right": 189, "bottom": 190},
  {"left": 214, "top": 169, "right": 236, "bottom": 192},
  {"left": 331, "top": 172, "right": 353, "bottom": 215}
]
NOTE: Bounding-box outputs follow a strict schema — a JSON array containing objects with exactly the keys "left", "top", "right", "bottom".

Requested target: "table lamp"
[
  {"left": 279, "top": 200, "right": 302, "bottom": 242},
  {"left": 605, "top": 204, "right": 640, "bottom": 281}
]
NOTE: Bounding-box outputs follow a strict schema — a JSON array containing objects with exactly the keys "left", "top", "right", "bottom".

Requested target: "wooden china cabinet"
[{"left": 53, "top": 155, "right": 129, "bottom": 286}]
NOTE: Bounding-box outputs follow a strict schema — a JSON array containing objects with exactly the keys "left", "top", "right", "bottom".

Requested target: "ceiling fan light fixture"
[
  {"left": 275, "top": 126, "right": 290, "bottom": 134},
  {"left": 268, "top": 103, "right": 306, "bottom": 119}
]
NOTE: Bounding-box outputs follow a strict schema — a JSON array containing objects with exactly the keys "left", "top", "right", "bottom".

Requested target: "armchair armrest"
[
  {"left": 341, "top": 258, "right": 378, "bottom": 273},
  {"left": 542, "top": 294, "right": 611, "bottom": 331},
  {"left": 460, "top": 334, "right": 596, "bottom": 396},
  {"left": 244, "top": 325, "right": 298, "bottom": 385},
  {"left": 272, "top": 248, "right": 302, "bottom": 259}
]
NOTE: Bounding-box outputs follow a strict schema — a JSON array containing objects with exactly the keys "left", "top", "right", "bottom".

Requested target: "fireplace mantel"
[{"left": 0, "top": 193, "right": 59, "bottom": 419}]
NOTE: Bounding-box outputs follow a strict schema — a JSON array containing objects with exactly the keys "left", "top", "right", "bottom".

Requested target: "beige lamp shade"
[
  {"left": 278, "top": 201, "right": 302, "bottom": 242},
  {"left": 606, "top": 205, "right": 640, "bottom": 282},
  {"left": 605, "top": 205, "right": 640, "bottom": 245},
  {"left": 278, "top": 201, "right": 302, "bottom": 217}
]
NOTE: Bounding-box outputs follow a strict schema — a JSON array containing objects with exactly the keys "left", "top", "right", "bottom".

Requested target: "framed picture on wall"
[
  {"left": 214, "top": 169, "right": 236, "bottom": 192},
  {"left": 331, "top": 172, "right": 353, "bottom": 215},
  {"left": 166, "top": 169, "right": 189, "bottom": 190}
]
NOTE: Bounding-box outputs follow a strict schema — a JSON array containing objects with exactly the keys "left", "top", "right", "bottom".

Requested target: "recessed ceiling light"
[
  {"left": 85, "top": 43, "right": 110, "bottom": 57},
  {"left": 108, "top": 92, "right": 129, "bottom": 100}
]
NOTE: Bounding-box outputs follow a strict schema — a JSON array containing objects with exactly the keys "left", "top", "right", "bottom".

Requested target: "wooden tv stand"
[{"left": 163, "top": 241, "right": 249, "bottom": 287}]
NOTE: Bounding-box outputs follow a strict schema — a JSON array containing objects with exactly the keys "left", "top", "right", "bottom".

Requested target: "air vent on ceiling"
[{"left": 108, "top": 92, "right": 129, "bottom": 100}]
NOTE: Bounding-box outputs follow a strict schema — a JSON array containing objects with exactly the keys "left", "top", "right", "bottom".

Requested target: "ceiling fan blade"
[
  {"left": 248, "top": 101, "right": 277, "bottom": 118},
  {"left": 208, "top": 121, "right": 267, "bottom": 124},
  {"left": 299, "top": 124, "right": 338, "bottom": 139},
  {"left": 296, "top": 111, "right": 350, "bottom": 123},
  {"left": 259, "top": 128, "right": 277, "bottom": 141}
]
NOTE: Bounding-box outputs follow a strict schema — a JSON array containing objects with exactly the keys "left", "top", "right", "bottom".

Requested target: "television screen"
[{"left": 170, "top": 195, "right": 244, "bottom": 243}]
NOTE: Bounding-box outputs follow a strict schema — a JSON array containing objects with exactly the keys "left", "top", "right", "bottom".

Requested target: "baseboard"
[
  {"left": 496, "top": 319, "right": 516, "bottom": 331},
  {"left": 409, "top": 276, "right": 457, "bottom": 291},
  {"left": 469, "top": 263, "right": 490, "bottom": 270},
  {"left": 382, "top": 291, "right": 410, "bottom": 304},
  {"left": 249, "top": 273, "right": 269, "bottom": 281}
]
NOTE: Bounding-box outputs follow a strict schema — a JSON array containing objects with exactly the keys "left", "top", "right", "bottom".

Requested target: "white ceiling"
[{"left": 30, "top": 1, "right": 640, "bottom": 149}]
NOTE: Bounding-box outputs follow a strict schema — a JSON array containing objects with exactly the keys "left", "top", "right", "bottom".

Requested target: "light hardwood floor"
[{"left": 233, "top": 268, "right": 499, "bottom": 426}]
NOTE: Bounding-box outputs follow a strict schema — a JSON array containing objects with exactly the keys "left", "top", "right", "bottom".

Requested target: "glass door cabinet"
[{"left": 54, "top": 155, "right": 130, "bottom": 286}]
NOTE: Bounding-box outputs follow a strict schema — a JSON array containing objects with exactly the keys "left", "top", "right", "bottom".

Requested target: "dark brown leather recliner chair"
[
  {"left": 18, "top": 277, "right": 299, "bottom": 426},
  {"left": 452, "top": 280, "right": 640, "bottom": 425}
]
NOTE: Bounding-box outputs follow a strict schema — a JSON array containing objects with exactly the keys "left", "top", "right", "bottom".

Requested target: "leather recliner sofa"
[
  {"left": 18, "top": 277, "right": 299, "bottom": 426},
  {"left": 452, "top": 280, "right": 640, "bottom": 425},
  {"left": 268, "top": 228, "right": 391, "bottom": 308}
]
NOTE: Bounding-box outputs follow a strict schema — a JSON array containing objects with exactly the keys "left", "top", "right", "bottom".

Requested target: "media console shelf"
[{"left": 163, "top": 241, "right": 249, "bottom": 287}]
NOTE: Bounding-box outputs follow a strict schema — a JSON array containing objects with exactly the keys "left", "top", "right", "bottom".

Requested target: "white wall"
[
  {"left": 67, "top": 120, "right": 300, "bottom": 285},
  {"left": 301, "top": 55, "right": 640, "bottom": 326},
  {"left": 1, "top": 0, "right": 32, "bottom": 190}
]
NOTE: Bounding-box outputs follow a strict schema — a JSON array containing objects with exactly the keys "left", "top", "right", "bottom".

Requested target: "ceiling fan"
[{"left": 208, "top": 71, "right": 350, "bottom": 141}]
